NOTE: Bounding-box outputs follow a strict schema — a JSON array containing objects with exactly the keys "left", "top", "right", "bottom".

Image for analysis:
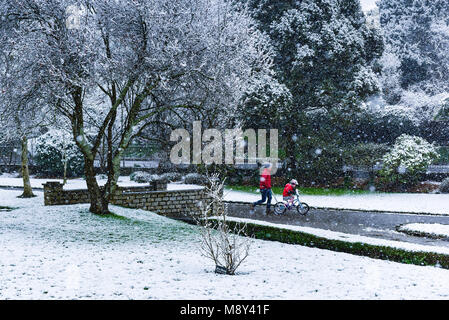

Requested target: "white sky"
[{"left": 360, "top": 0, "right": 378, "bottom": 12}]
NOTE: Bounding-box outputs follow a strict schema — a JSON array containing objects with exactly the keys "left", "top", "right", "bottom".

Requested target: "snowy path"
[
  {"left": 226, "top": 202, "right": 449, "bottom": 249},
  {"left": 2, "top": 174, "right": 448, "bottom": 215},
  {"left": 224, "top": 189, "right": 449, "bottom": 215},
  {"left": 1, "top": 189, "right": 449, "bottom": 299}
]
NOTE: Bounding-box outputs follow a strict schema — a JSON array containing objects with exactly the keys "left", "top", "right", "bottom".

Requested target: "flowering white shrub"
[{"left": 380, "top": 134, "right": 438, "bottom": 186}]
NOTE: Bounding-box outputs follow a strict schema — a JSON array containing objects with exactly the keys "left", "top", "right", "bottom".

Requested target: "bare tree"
[
  {"left": 195, "top": 173, "right": 251, "bottom": 275},
  {"left": 1, "top": 0, "right": 275, "bottom": 214},
  {"left": 0, "top": 46, "right": 48, "bottom": 198}
]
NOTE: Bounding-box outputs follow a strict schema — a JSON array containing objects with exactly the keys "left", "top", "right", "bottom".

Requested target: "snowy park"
[
  {"left": 2, "top": 188, "right": 449, "bottom": 300},
  {"left": 2, "top": 0, "right": 449, "bottom": 304}
]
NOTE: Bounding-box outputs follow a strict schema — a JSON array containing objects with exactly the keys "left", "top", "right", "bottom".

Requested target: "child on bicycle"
[{"left": 283, "top": 179, "right": 298, "bottom": 208}]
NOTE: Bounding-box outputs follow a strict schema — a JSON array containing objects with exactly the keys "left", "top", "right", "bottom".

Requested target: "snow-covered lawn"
[
  {"left": 398, "top": 223, "right": 449, "bottom": 239},
  {"left": 0, "top": 173, "right": 202, "bottom": 191},
  {"left": 224, "top": 188, "right": 449, "bottom": 215},
  {"left": 221, "top": 216, "right": 449, "bottom": 256},
  {"left": 1, "top": 189, "right": 449, "bottom": 299}
]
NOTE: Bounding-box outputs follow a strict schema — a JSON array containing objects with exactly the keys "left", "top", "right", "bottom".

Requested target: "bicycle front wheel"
[
  {"left": 296, "top": 202, "right": 309, "bottom": 215},
  {"left": 274, "top": 202, "right": 287, "bottom": 215}
]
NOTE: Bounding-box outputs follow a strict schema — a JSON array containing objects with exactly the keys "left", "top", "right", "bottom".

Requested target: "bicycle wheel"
[
  {"left": 296, "top": 202, "right": 309, "bottom": 215},
  {"left": 274, "top": 202, "right": 287, "bottom": 215}
]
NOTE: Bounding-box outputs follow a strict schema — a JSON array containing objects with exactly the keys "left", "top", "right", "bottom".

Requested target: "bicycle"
[{"left": 274, "top": 191, "right": 310, "bottom": 215}]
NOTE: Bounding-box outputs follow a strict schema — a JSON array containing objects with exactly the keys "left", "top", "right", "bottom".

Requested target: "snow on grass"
[
  {"left": 224, "top": 189, "right": 449, "bottom": 215},
  {"left": 1, "top": 189, "right": 449, "bottom": 299},
  {"left": 2, "top": 174, "right": 447, "bottom": 216},
  {"left": 398, "top": 223, "right": 449, "bottom": 239},
  {"left": 218, "top": 216, "right": 449, "bottom": 256},
  {"left": 0, "top": 174, "right": 203, "bottom": 191}
]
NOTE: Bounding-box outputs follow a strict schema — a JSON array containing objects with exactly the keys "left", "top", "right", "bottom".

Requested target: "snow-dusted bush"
[
  {"left": 34, "top": 130, "right": 84, "bottom": 178},
  {"left": 130, "top": 171, "right": 153, "bottom": 183},
  {"left": 160, "top": 172, "right": 182, "bottom": 182},
  {"left": 183, "top": 173, "right": 208, "bottom": 185},
  {"left": 130, "top": 172, "right": 168, "bottom": 184},
  {"left": 439, "top": 178, "right": 449, "bottom": 194},
  {"left": 379, "top": 134, "right": 438, "bottom": 187}
]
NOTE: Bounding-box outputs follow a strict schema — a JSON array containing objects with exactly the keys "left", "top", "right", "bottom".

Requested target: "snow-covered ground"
[
  {"left": 398, "top": 223, "right": 449, "bottom": 238},
  {"left": 0, "top": 173, "right": 202, "bottom": 191},
  {"left": 1, "top": 189, "right": 449, "bottom": 299},
  {"left": 2, "top": 174, "right": 449, "bottom": 215},
  {"left": 221, "top": 216, "right": 449, "bottom": 256},
  {"left": 224, "top": 188, "right": 449, "bottom": 215}
]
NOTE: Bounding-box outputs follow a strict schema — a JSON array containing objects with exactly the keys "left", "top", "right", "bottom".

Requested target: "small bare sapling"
[{"left": 195, "top": 173, "right": 251, "bottom": 275}]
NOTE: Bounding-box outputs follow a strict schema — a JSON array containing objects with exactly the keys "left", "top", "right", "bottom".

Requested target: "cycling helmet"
[{"left": 290, "top": 179, "right": 298, "bottom": 185}]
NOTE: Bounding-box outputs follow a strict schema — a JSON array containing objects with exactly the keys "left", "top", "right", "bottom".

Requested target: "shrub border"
[
  {"left": 0, "top": 206, "right": 15, "bottom": 212},
  {"left": 210, "top": 219, "right": 449, "bottom": 269}
]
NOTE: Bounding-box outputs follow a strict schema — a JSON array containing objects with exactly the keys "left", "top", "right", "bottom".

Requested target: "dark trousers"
[{"left": 253, "top": 188, "right": 272, "bottom": 209}]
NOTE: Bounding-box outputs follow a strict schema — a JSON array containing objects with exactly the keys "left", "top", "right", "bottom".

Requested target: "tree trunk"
[
  {"left": 285, "top": 130, "right": 297, "bottom": 173},
  {"left": 63, "top": 160, "right": 67, "bottom": 185},
  {"left": 20, "top": 135, "right": 35, "bottom": 198},
  {"left": 84, "top": 158, "right": 109, "bottom": 214}
]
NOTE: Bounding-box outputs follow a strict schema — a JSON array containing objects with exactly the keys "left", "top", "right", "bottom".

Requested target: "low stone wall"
[{"left": 43, "top": 182, "right": 208, "bottom": 218}]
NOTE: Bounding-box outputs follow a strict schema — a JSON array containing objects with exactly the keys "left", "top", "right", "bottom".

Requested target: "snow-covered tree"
[
  {"left": 379, "top": 45, "right": 402, "bottom": 104},
  {"left": 0, "top": 36, "right": 49, "bottom": 198},
  {"left": 242, "top": 0, "right": 383, "bottom": 171},
  {"left": 270, "top": 0, "right": 382, "bottom": 114},
  {"left": 1, "top": 0, "right": 275, "bottom": 214},
  {"left": 379, "top": 0, "right": 449, "bottom": 93}
]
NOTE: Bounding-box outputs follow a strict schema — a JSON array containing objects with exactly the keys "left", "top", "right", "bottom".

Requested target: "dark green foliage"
[
  {"left": 296, "top": 141, "right": 345, "bottom": 185},
  {"left": 342, "top": 143, "right": 390, "bottom": 167},
  {"left": 439, "top": 178, "right": 449, "bottom": 194},
  {"left": 0, "top": 206, "right": 15, "bottom": 212},
  {"left": 342, "top": 112, "right": 419, "bottom": 144},
  {"left": 239, "top": 0, "right": 384, "bottom": 174},
  {"left": 435, "top": 147, "right": 449, "bottom": 165}
]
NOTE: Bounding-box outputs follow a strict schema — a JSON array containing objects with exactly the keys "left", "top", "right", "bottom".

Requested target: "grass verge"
[
  {"left": 0, "top": 206, "right": 15, "bottom": 212},
  {"left": 225, "top": 185, "right": 372, "bottom": 196},
  {"left": 210, "top": 219, "right": 449, "bottom": 269}
]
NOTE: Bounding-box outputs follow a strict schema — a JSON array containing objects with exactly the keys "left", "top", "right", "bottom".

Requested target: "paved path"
[
  {"left": 225, "top": 202, "right": 449, "bottom": 249},
  {"left": 4, "top": 185, "right": 449, "bottom": 249}
]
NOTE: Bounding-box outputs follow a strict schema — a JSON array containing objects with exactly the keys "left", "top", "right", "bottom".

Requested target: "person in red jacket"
[
  {"left": 251, "top": 163, "right": 273, "bottom": 215},
  {"left": 283, "top": 179, "right": 298, "bottom": 208}
]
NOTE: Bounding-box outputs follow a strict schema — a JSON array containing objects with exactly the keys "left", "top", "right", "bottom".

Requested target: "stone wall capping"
[{"left": 42, "top": 182, "right": 212, "bottom": 218}]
